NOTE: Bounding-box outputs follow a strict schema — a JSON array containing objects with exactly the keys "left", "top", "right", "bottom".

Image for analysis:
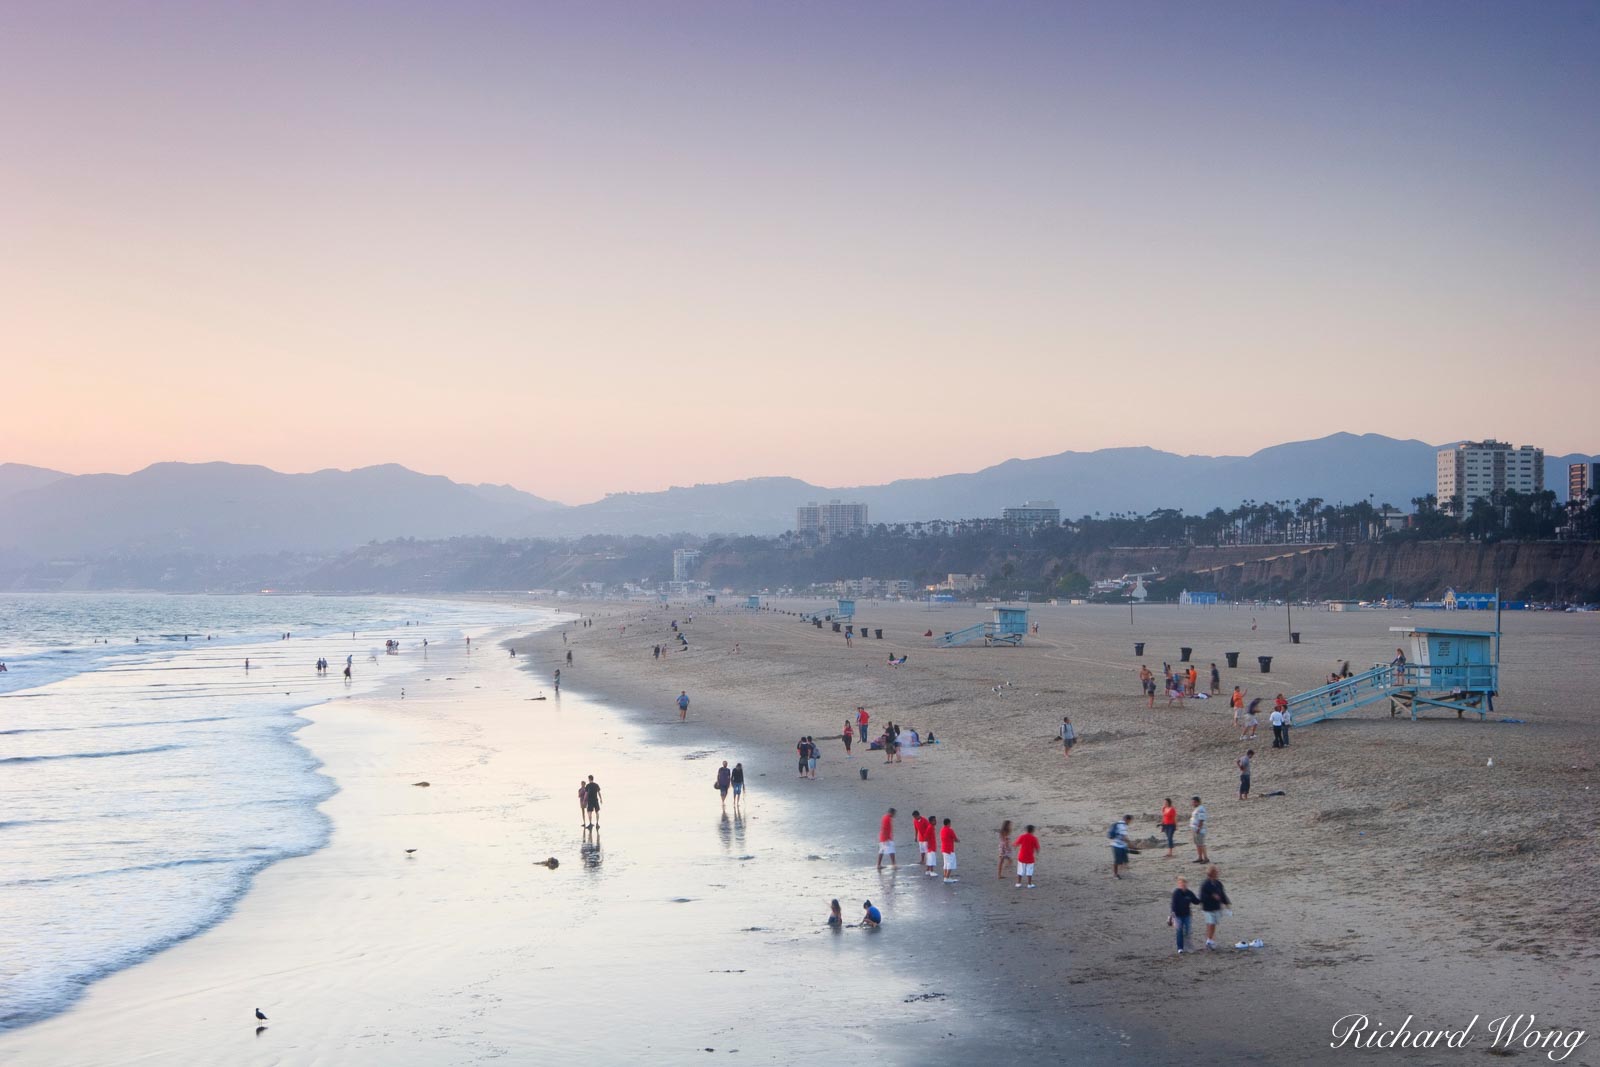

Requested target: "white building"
[
  {"left": 1001, "top": 500, "right": 1061, "bottom": 529},
  {"left": 1436, "top": 441, "right": 1543, "bottom": 515},
  {"left": 796, "top": 500, "right": 869, "bottom": 541},
  {"left": 672, "top": 548, "right": 701, "bottom": 583}
]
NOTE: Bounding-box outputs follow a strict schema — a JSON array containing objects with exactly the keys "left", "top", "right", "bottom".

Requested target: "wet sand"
[{"left": 523, "top": 600, "right": 1600, "bottom": 1065}]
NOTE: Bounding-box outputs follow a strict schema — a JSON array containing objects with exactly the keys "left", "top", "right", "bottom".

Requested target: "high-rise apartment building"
[
  {"left": 1435, "top": 441, "right": 1543, "bottom": 514},
  {"left": 672, "top": 548, "right": 701, "bottom": 583},
  {"left": 1570, "top": 462, "right": 1600, "bottom": 506},
  {"left": 1001, "top": 500, "right": 1061, "bottom": 529},
  {"left": 796, "top": 500, "right": 869, "bottom": 541}
]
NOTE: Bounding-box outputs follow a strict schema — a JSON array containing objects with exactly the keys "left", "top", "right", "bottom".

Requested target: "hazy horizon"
[{"left": 4, "top": 2, "right": 1596, "bottom": 503}]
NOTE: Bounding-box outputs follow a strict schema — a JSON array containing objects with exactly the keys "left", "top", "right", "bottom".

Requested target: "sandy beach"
[
  {"left": 513, "top": 599, "right": 1600, "bottom": 1064},
  {"left": 3, "top": 598, "right": 1594, "bottom": 1066},
  {"left": 4, "top": 607, "right": 1114, "bottom": 1066}
]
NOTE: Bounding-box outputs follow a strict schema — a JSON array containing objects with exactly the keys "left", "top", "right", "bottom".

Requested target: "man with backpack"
[{"left": 1109, "top": 814, "right": 1132, "bottom": 879}]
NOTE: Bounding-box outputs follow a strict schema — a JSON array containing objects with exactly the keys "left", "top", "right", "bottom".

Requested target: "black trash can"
[
  {"left": 859, "top": 768, "right": 868, "bottom": 780},
  {"left": 1258, "top": 655, "right": 1273, "bottom": 673},
  {"left": 1225, "top": 652, "right": 1240, "bottom": 668},
  {"left": 814, "top": 619, "right": 823, "bottom": 628},
  {"left": 832, "top": 622, "right": 841, "bottom": 633},
  {"left": 1180, "top": 646, "right": 1192, "bottom": 662},
  {"left": 875, "top": 629, "right": 883, "bottom": 639},
  {"left": 1134, "top": 642, "right": 1145, "bottom": 656},
  {"left": 1290, "top": 632, "right": 1301, "bottom": 644}
]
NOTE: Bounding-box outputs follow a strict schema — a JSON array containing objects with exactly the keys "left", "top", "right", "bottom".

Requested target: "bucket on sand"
[{"left": 859, "top": 768, "right": 869, "bottom": 780}]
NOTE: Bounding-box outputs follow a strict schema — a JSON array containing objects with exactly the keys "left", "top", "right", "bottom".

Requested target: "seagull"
[
  {"left": 405, "top": 849, "right": 417, "bottom": 855},
  {"left": 255, "top": 1008, "right": 268, "bottom": 1021}
]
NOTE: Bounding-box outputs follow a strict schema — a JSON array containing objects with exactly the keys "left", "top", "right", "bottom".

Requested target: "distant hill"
[
  {"left": 0, "top": 463, "right": 69, "bottom": 501},
  {"left": 0, "top": 462, "right": 562, "bottom": 560},
  {"left": 521, "top": 434, "right": 1599, "bottom": 536},
  {"left": 1, "top": 437, "right": 1593, "bottom": 559}
]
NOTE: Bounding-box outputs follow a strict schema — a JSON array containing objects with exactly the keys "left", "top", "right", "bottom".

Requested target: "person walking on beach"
[
  {"left": 1109, "top": 814, "right": 1132, "bottom": 879},
  {"left": 939, "top": 818, "right": 959, "bottom": 882},
  {"left": 856, "top": 707, "right": 870, "bottom": 743},
  {"left": 583, "top": 776, "right": 602, "bottom": 829},
  {"left": 877, "top": 808, "right": 897, "bottom": 870},
  {"left": 807, "top": 736, "right": 820, "bottom": 779},
  {"left": 730, "top": 762, "right": 745, "bottom": 812},
  {"left": 1014, "top": 825, "right": 1040, "bottom": 888},
  {"left": 1189, "top": 797, "right": 1209, "bottom": 863},
  {"left": 1161, "top": 798, "right": 1179, "bottom": 858},
  {"left": 796, "top": 736, "right": 810, "bottom": 778},
  {"left": 566, "top": 650, "right": 573, "bottom": 666},
  {"left": 1199, "top": 865, "right": 1232, "bottom": 950},
  {"left": 553, "top": 669, "right": 561, "bottom": 693},
  {"left": 1243, "top": 699, "right": 1259, "bottom": 741},
  {"left": 677, "top": 691, "right": 690, "bottom": 722},
  {"left": 1209, "top": 663, "right": 1221, "bottom": 696},
  {"left": 997, "top": 819, "right": 1014, "bottom": 880},
  {"left": 1236, "top": 750, "right": 1253, "bottom": 801},
  {"left": 1270, "top": 704, "right": 1285, "bottom": 748},
  {"left": 1279, "top": 701, "right": 1292, "bottom": 746},
  {"left": 1170, "top": 877, "right": 1203, "bottom": 954},
  {"left": 716, "top": 761, "right": 732, "bottom": 810},
  {"left": 1140, "top": 665, "right": 1156, "bottom": 708},
  {"left": 1059, "top": 716, "right": 1076, "bottom": 760},
  {"left": 841, "top": 720, "right": 854, "bottom": 757}
]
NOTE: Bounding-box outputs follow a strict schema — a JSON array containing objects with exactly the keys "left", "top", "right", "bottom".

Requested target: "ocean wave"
[{"left": 0, "top": 744, "right": 185, "bottom": 765}]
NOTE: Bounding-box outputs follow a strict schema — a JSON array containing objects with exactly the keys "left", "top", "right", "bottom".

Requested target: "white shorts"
[
  {"left": 917, "top": 842, "right": 928, "bottom": 855},
  {"left": 943, "top": 854, "right": 958, "bottom": 871},
  {"left": 1017, "top": 862, "right": 1035, "bottom": 876},
  {"left": 878, "top": 841, "right": 895, "bottom": 856},
  {"left": 924, "top": 851, "right": 937, "bottom": 867}
]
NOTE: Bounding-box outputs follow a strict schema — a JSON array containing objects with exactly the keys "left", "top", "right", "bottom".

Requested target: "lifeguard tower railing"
[{"left": 1283, "top": 662, "right": 1498, "bottom": 726}]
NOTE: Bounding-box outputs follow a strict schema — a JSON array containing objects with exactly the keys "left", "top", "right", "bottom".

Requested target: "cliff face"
[{"left": 1077, "top": 542, "right": 1600, "bottom": 601}]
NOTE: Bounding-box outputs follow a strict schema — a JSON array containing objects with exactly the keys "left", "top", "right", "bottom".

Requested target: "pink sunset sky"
[{"left": 3, "top": 2, "right": 1596, "bottom": 504}]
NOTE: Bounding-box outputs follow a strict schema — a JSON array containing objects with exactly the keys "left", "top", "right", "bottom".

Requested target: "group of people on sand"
[{"left": 872, "top": 807, "right": 1043, "bottom": 890}]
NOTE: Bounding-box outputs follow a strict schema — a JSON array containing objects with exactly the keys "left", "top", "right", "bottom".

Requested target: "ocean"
[{"left": 0, "top": 593, "right": 541, "bottom": 1031}]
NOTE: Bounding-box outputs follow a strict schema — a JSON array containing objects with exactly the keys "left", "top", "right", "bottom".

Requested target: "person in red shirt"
[
  {"left": 939, "top": 818, "right": 959, "bottom": 883},
  {"left": 911, "top": 810, "right": 928, "bottom": 868},
  {"left": 877, "top": 807, "right": 897, "bottom": 869},
  {"left": 1014, "top": 825, "right": 1041, "bottom": 888},
  {"left": 923, "top": 813, "right": 940, "bottom": 877},
  {"left": 856, "top": 707, "right": 870, "bottom": 743}
]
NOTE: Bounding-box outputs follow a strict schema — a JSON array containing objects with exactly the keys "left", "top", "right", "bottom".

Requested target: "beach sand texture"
[
  {"left": 3, "top": 600, "right": 1594, "bottom": 1065},
  {"left": 515, "top": 600, "right": 1600, "bottom": 1063}
]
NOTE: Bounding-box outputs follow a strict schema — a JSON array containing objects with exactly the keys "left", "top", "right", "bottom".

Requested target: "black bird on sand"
[{"left": 255, "top": 1008, "right": 267, "bottom": 1021}]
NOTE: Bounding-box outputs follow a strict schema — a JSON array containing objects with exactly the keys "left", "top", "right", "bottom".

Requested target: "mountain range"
[{"left": 2, "top": 434, "right": 1594, "bottom": 561}]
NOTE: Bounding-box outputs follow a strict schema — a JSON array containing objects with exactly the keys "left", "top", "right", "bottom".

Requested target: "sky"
[{"left": 2, "top": 2, "right": 1596, "bottom": 504}]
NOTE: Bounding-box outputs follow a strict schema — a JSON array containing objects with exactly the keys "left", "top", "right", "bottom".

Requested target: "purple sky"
[{"left": 3, "top": 2, "right": 1595, "bottom": 502}]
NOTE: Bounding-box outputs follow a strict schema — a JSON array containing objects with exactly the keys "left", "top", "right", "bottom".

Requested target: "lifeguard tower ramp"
[
  {"left": 935, "top": 607, "right": 1029, "bottom": 648},
  {"left": 1283, "top": 624, "right": 1500, "bottom": 726}
]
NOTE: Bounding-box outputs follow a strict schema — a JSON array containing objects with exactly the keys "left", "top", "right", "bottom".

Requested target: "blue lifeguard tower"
[
  {"left": 935, "top": 606, "right": 1030, "bottom": 648},
  {"left": 1282, "top": 602, "right": 1502, "bottom": 725},
  {"left": 746, "top": 595, "right": 760, "bottom": 609},
  {"left": 836, "top": 598, "right": 856, "bottom": 620}
]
